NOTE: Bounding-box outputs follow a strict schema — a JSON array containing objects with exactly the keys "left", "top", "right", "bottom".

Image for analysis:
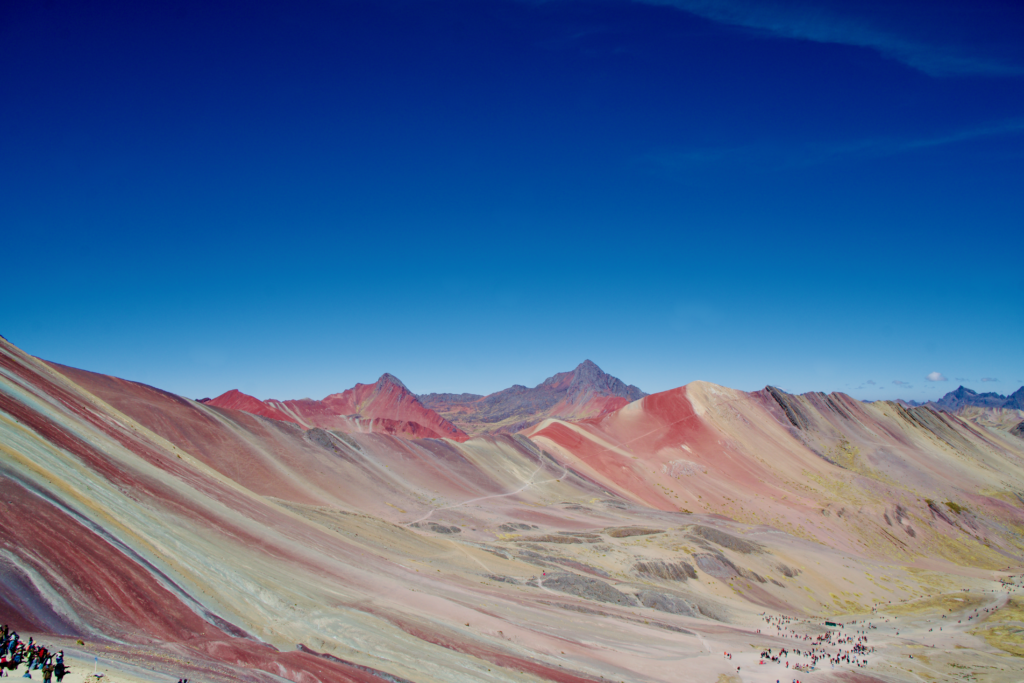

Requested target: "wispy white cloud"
[
  {"left": 633, "top": 0, "right": 1023, "bottom": 77},
  {"left": 893, "top": 380, "right": 909, "bottom": 386},
  {"left": 981, "top": 377, "right": 998, "bottom": 382},
  {"left": 642, "top": 118, "right": 1024, "bottom": 175},
  {"left": 926, "top": 371, "right": 948, "bottom": 382},
  {"left": 866, "top": 380, "right": 876, "bottom": 385},
  {"left": 898, "top": 119, "right": 1024, "bottom": 152}
]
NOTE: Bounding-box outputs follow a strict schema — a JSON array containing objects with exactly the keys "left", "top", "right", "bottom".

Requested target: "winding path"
[{"left": 407, "top": 459, "right": 570, "bottom": 526}]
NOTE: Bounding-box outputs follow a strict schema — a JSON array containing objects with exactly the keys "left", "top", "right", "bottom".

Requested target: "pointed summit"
[
  {"left": 935, "top": 385, "right": 1010, "bottom": 410},
  {"left": 567, "top": 360, "right": 646, "bottom": 404},
  {"left": 419, "top": 361, "right": 646, "bottom": 437},
  {"left": 376, "top": 372, "right": 409, "bottom": 391}
]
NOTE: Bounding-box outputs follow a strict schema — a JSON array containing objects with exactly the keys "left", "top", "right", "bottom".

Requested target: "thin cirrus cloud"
[
  {"left": 643, "top": 118, "right": 1024, "bottom": 175},
  {"left": 866, "top": 380, "right": 876, "bottom": 385},
  {"left": 633, "top": 0, "right": 1023, "bottom": 77},
  {"left": 893, "top": 380, "right": 909, "bottom": 386},
  {"left": 981, "top": 377, "right": 999, "bottom": 382},
  {"left": 926, "top": 371, "right": 948, "bottom": 382}
]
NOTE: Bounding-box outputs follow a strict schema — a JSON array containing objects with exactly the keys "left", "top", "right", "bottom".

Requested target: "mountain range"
[
  {"left": 896, "top": 386, "right": 1024, "bottom": 436},
  {"left": 204, "top": 373, "right": 469, "bottom": 441},
  {"left": 204, "top": 360, "right": 645, "bottom": 441},
  {"left": 933, "top": 384, "right": 1024, "bottom": 411},
  {"left": 207, "top": 369, "right": 1024, "bottom": 447},
  {"left": 4, "top": 335, "right": 1024, "bottom": 682}
]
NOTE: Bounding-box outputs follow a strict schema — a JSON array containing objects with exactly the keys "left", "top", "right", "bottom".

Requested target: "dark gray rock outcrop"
[
  {"left": 635, "top": 589, "right": 727, "bottom": 621},
  {"left": 634, "top": 560, "right": 697, "bottom": 581},
  {"left": 539, "top": 572, "right": 637, "bottom": 606},
  {"left": 689, "top": 525, "right": 763, "bottom": 554}
]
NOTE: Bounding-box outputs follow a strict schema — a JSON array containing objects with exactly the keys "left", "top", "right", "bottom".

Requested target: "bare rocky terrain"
[{"left": 4, "top": 336, "right": 1024, "bottom": 683}]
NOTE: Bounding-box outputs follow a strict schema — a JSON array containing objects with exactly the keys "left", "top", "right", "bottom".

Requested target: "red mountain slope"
[
  {"left": 207, "top": 373, "right": 468, "bottom": 441},
  {"left": 202, "top": 388, "right": 298, "bottom": 423},
  {"left": 525, "top": 380, "right": 1024, "bottom": 565}
]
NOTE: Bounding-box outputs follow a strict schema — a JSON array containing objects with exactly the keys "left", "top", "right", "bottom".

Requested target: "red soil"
[
  {"left": 203, "top": 389, "right": 298, "bottom": 424},
  {"left": 366, "top": 607, "right": 604, "bottom": 683},
  {"left": 0, "top": 474, "right": 220, "bottom": 642},
  {"left": 0, "top": 476, "right": 412, "bottom": 683},
  {"left": 207, "top": 375, "right": 468, "bottom": 442}
]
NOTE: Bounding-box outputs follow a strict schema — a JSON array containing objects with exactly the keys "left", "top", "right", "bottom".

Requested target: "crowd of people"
[
  {"left": 0, "top": 626, "right": 67, "bottom": 682},
  {"left": 753, "top": 613, "right": 875, "bottom": 671}
]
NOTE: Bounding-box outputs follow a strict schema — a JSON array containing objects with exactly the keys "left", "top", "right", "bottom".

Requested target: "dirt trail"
[{"left": 407, "top": 461, "right": 570, "bottom": 526}]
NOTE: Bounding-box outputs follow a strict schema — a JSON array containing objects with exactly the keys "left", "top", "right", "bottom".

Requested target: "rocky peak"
[
  {"left": 935, "top": 385, "right": 1013, "bottom": 410},
  {"left": 566, "top": 360, "right": 646, "bottom": 404},
  {"left": 376, "top": 373, "right": 410, "bottom": 392},
  {"left": 417, "top": 361, "right": 647, "bottom": 436}
]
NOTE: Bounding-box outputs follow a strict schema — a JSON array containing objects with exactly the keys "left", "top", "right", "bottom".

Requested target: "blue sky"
[{"left": 2, "top": 0, "right": 1022, "bottom": 402}]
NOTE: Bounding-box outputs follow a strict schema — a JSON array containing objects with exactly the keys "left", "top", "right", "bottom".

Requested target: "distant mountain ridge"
[
  {"left": 934, "top": 385, "right": 1024, "bottom": 411},
  {"left": 891, "top": 385, "right": 1024, "bottom": 412},
  {"left": 419, "top": 360, "right": 646, "bottom": 437},
  {"left": 204, "top": 360, "right": 645, "bottom": 441},
  {"left": 206, "top": 373, "right": 469, "bottom": 441},
  {"left": 887, "top": 385, "right": 1024, "bottom": 439}
]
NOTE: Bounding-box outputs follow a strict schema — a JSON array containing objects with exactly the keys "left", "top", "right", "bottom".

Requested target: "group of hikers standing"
[{"left": 0, "top": 626, "right": 67, "bottom": 682}]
